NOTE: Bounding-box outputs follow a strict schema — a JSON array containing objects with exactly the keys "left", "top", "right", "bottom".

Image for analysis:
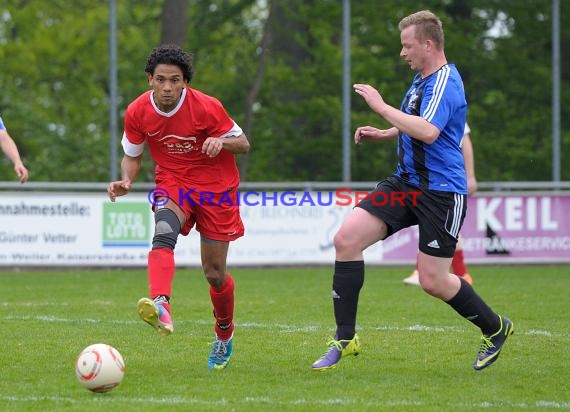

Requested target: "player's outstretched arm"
[
  {"left": 354, "top": 83, "right": 439, "bottom": 144},
  {"left": 107, "top": 155, "right": 142, "bottom": 202},
  {"left": 0, "top": 129, "right": 28, "bottom": 183},
  {"left": 354, "top": 126, "right": 399, "bottom": 144}
]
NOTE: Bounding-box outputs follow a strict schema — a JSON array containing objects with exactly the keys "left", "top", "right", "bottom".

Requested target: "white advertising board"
[
  {"left": 1, "top": 191, "right": 569, "bottom": 266},
  {"left": 0, "top": 192, "right": 381, "bottom": 266}
]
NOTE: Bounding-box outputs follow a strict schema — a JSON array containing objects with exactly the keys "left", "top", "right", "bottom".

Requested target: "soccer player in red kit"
[{"left": 107, "top": 44, "right": 250, "bottom": 370}]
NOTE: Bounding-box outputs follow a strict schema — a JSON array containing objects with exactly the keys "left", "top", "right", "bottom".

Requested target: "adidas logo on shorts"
[{"left": 427, "top": 240, "right": 440, "bottom": 249}]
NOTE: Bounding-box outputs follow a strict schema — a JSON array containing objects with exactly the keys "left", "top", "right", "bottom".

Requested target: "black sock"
[
  {"left": 445, "top": 278, "right": 500, "bottom": 335},
  {"left": 332, "top": 260, "right": 365, "bottom": 340}
]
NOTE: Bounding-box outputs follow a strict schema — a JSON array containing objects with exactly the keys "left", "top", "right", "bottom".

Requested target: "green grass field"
[{"left": 1, "top": 265, "right": 569, "bottom": 412}]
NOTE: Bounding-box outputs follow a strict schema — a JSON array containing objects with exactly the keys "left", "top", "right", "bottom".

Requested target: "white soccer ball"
[{"left": 75, "top": 343, "right": 125, "bottom": 393}]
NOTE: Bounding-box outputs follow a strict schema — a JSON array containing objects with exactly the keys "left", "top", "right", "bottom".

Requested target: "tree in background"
[
  {"left": 160, "top": 0, "right": 188, "bottom": 46},
  {"left": 0, "top": 0, "right": 567, "bottom": 182}
]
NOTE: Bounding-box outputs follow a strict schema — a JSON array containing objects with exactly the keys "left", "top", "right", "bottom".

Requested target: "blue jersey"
[
  {"left": 0, "top": 116, "right": 5, "bottom": 130},
  {"left": 394, "top": 64, "right": 467, "bottom": 194}
]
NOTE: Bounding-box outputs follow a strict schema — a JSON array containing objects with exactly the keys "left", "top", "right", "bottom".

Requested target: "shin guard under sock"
[
  {"left": 210, "top": 274, "right": 235, "bottom": 340},
  {"left": 148, "top": 248, "right": 175, "bottom": 299},
  {"left": 446, "top": 278, "right": 500, "bottom": 334},
  {"left": 332, "top": 260, "right": 365, "bottom": 340}
]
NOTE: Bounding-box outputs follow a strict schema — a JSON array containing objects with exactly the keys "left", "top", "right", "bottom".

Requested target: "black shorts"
[{"left": 356, "top": 175, "right": 467, "bottom": 258}]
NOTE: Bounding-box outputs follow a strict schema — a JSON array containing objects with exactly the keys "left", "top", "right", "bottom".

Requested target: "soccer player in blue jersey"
[
  {"left": 311, "top": 10, "right": 512, "bottom": 372},
  {"left": 403, "top": 122, "right": 477, "bottom": 286}
]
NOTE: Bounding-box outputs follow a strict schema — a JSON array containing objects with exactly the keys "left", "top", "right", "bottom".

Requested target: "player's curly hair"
[{"left": 145, "top": 44, "right": 194, "bottom": 83}]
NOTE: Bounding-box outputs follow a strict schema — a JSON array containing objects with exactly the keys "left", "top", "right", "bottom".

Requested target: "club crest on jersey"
[
  {"left": 407, "top": 88, "right": 419, "bottom": 111},
  {"left": 158, "top": 135, "right": 198, "bottom": 154}
]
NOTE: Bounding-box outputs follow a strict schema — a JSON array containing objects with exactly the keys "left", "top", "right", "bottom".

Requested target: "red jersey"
[{"left": 122, "top": 87, "right": 242, "bottom": 192}]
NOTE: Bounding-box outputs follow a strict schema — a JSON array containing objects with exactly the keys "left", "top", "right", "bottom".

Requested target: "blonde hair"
[{"left": 398, "top": 10, "right": 444, "bottom": 50}]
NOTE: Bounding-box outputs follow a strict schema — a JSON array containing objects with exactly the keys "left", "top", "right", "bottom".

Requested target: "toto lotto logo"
[{"left": 102, "top": 202, "right": 151, "bottom": 247}]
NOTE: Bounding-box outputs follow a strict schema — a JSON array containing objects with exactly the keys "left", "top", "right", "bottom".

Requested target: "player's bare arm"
[
  {"left": 354, "top": 83, "right": 440, "bottom": 144},
  {"left": 0, "top": 129, "right": 28, "bottom": 183},
  {"left": 354, "top": 126, "right": 399, "bottom": 144},
  {"left": 107, "top": 154, "right": 142, "bottom": 202},
  {"left": 202, "top": 133, "right": 250, "bottom": 157}
]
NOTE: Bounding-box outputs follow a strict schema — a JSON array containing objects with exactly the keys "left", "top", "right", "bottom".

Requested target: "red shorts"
[{"left": 153, "top": 174, "right": 244, "bottom": 241}]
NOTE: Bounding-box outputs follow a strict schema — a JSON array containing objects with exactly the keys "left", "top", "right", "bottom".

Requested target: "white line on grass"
[
  {"left": 3, "top": 315, "right": 569, "bottom": 338},
  {"left": 1, "top": 395, "right": 569, "bottom": 409},
  {"left": 0, "top": 301, "right": 112, "bottom": 307}
]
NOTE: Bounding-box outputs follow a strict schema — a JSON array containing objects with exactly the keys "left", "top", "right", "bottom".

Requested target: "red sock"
[
  {"left": 148, "top": 248, "right": 175, "bottom": 299},
  {"left": 451, "top": 250, "right": 467, "bottom": 277},
  {"left": 209, "top": 274, "right": 235, "bottom": 340}
]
